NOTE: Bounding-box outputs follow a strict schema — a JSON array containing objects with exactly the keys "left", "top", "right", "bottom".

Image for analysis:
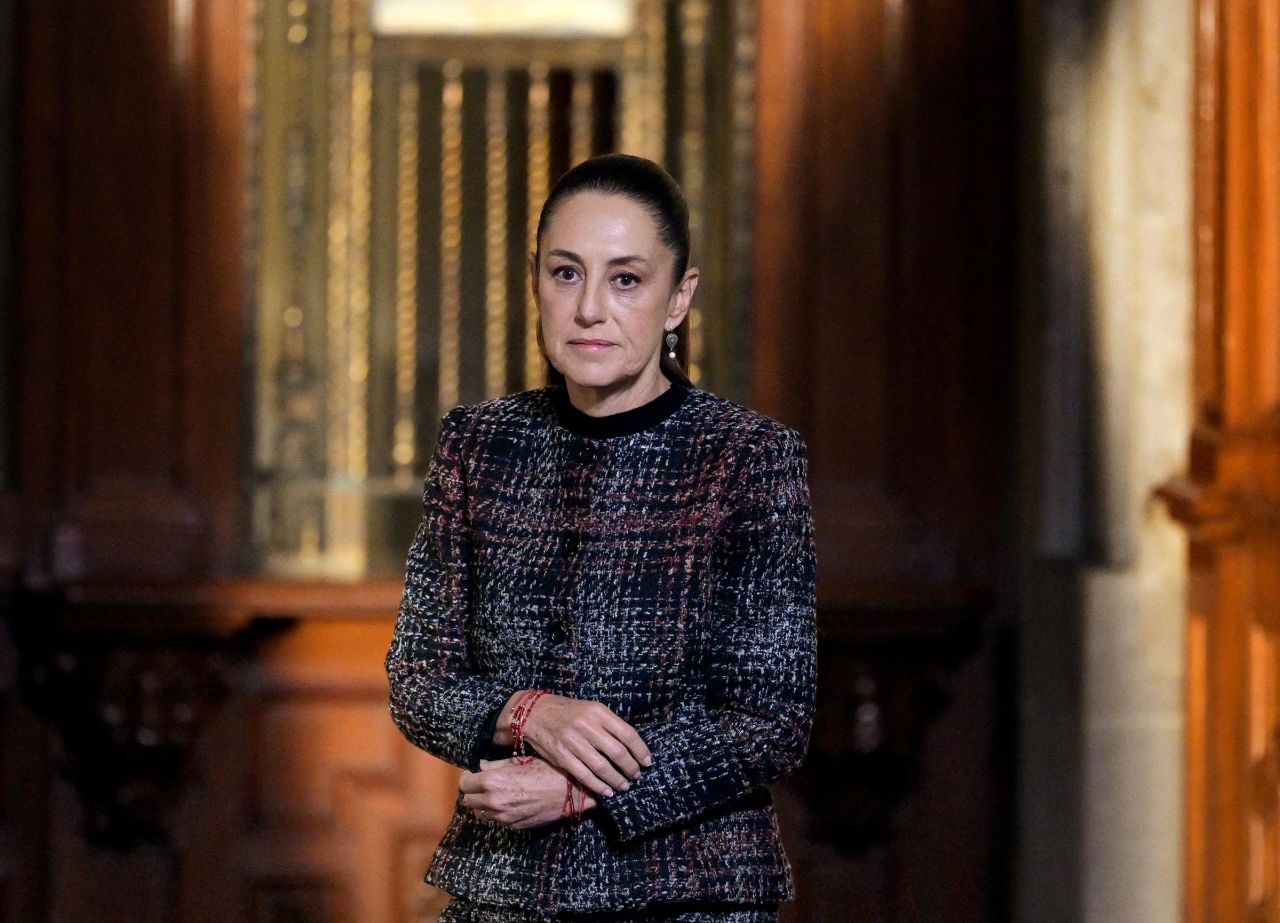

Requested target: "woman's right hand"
[{"left": 502, "top": 691, "right": 652, "bottom": 799}]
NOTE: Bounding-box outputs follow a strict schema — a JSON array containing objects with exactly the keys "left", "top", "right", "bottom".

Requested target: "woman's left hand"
[{"left": 459, "top": 757, "right": 598, "bottom": 829}]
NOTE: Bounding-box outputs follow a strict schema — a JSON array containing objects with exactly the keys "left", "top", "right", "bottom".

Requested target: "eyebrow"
[{"left": 546, "top": 249, "right": 652, "bottom": 267}]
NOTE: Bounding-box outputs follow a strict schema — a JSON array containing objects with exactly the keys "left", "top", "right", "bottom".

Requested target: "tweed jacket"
[{"left": 385, "top": 381, "right": 817, "bottom": 916}]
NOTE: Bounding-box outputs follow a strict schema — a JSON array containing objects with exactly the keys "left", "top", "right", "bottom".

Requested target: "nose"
[{"left": 574, "top": 276, "right": 607, "bottom": 325}]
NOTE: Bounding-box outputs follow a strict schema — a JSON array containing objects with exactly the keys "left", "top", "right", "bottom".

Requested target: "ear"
[{"left": 666, "top": 266, "right": 700, "bottom": 329}]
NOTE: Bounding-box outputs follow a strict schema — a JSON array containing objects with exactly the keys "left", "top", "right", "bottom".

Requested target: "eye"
[
  {"left": 613, "top": 272, "right": 641, "bottom": 288},
  {"left": 550, "top": 265, "right": 580, "bottom": 282}
]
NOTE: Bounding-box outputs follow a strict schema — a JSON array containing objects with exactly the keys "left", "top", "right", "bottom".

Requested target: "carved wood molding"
[
  {"left": 9, "top": 587, "right": 264, "bottom": 849},
  {"left": 799, "top": 594, "right": 987, "bottom": 854},
  {"left": 5, "top": 578, "right": 401, "bottom": 850},
  {"left": 1155, "top": 475, "right": 1280, "bottom": 543}
]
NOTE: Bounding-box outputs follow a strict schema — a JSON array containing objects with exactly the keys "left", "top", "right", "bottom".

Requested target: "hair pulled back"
[{"left": 534, "top": 153, "right": 693, "bottom": 387}]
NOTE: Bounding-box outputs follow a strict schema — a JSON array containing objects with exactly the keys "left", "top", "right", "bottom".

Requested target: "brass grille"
[{"left": 247, "top": 0, "right": 756, "bottom": 575}]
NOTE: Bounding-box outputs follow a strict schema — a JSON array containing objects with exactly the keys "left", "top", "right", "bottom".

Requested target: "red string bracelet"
[
  {"left": 509, "top": 689, "right": 538, "bottom": 761},
  {"left": 562, "top": 778, "right": 586, "bottom": 821},
  {"left": 510, "top": 688, "right": 550, "bottom": 764}
]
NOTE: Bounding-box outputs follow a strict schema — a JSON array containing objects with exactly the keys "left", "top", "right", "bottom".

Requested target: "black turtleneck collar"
[{"left": 552, "top": 380, "right": 689, "bottom": 438}]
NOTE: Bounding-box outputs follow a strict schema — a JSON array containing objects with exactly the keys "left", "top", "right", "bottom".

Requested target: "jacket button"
[{"left": 548, "top": 621, "right": 568, "bottom": 644}]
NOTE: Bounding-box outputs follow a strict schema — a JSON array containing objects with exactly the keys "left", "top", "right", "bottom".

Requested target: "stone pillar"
[{"left": 1017, "top": 0, "right": 1191, "bottom": 920}]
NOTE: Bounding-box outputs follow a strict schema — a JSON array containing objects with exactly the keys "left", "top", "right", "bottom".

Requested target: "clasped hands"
[{"left": 459, "top": 693, "right": 651, "bottom": 830}]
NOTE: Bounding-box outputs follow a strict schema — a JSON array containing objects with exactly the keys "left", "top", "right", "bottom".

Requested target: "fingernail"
[
  {"left": 642, "top": 756, "right": 653, "bottom": 766},
  {"left": 620, "top": 781, "right": 630, "bottom": 791},
  {"left": 603, "top": 788, "right": 614, "bottom": 798}
]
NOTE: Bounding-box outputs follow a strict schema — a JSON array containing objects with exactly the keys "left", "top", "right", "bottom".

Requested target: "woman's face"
[{"left": 533, "top": 191, "right": 698, "bottom": 410}]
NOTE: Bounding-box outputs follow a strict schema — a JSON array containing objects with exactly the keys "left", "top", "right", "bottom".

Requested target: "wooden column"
[{"left": 1160, "top": 0, "right": 1280, "bottom": 918}]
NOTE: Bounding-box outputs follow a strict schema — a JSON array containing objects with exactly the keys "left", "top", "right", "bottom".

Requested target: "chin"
[
  {"left": 561, "top": 369, "right": 630, "bottom": 392},
  {"left": 552, "top": 356, "right": 630, "bottom": 391}
]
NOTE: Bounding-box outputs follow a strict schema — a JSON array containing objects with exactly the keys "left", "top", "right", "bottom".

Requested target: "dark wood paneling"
[
  {"left": 14, "top": 0, "right": 63, "bottom": 559},
  {"left": 753, "top": 0, "right": 814, "bottom": 437},
  {"left": 181, "top": 618, "right": 455, "bottom": 923},
  {"left": 0, "top": 622, "right": 49, "bottom": 923},
  {"left": 754, "top": 0, "right": 1014, "bottom": 601},
  {"left": 755, "top": 1, "right": 1017, "bottom": 919},
  {"left": 64, "top": 0, "right": 181, "bottom": 484},
  {"left": 6, "top": 590, "right": 457, "bottom": 923},
  {"left": 15, "top": 0, "right": 244, "bottom": 582},
  {"left": 181, "top": 0, "right": 248, "bottom": 572},
  {"left": 0, "top": 640, "right": 10, "bottom": 923}
]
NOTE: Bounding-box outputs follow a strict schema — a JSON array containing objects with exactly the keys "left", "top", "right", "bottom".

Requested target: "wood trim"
[
  {"left": 13, "top": 0, "right": 65, "bottom": 566},
  {"left": 181, "top": 0, "right": 247, "bottom": 574},
  {"left": 1192, "top": 0, "right": 1223, "bottom": 424},
  {"left": 751, "top": 0, "right": 813, "bottom": 433},
  {"left": 54, "top": 577, "right": 404, "bottom": 622}
]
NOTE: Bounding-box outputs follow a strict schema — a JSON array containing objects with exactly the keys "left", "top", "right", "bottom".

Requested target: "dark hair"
[{"left": 533, "top": 154, "right": 693, "bottom": 387}]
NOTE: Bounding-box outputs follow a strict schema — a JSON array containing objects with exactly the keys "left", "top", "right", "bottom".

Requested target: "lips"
[{"left": 568, "top": 339, "right": 615, "bottom": 349}]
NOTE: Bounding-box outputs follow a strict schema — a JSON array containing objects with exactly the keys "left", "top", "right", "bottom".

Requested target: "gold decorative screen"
[{"left": 246, "top": 0, "right": 756, "bottom": 576}]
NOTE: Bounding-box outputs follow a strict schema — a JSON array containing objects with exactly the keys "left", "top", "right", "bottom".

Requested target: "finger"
[
  {"left": 558, "top": 751, "right": 615, "bottom": 799},
  {"left": 458, "top": 771, "right": 483, "bottom": 793},
  {"left": 586, "top": 729, "right": 641, "bottom": 780},
  {"left": 478, "top": 759, "right": 492, "bottom": 770},
  {"left": 570, "top": 742, "right": 630, "bottom": 793},
  {"left": 602, "top": 715, "right": 652, "bottom": 767}
]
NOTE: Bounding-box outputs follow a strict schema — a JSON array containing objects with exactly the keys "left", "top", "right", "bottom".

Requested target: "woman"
[{"left": 385, "top": 154, "right": 817, "bottom": 922}]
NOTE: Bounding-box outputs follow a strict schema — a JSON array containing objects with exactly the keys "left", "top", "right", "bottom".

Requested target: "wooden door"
[{"left": 1161, "top": 0, "right": 1280, "bottom": 918}]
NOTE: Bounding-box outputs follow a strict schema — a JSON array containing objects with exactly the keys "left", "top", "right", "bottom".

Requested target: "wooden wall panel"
[
  {"left": 211, "top": 619, "right": 457, "bottom": 923},
  {"left": 10, "top": 614, "right": 466, "bottom": 923},
  {"left": 754, "top": 0, "right": 1015, "bottom": 600},
  {"left": 15, "top": 0, "right": 244, "bottom": 582},
  {"left": 250, "top": 699, "right": 402, "bottom": 825},
  {"left": 755, "top": 0, "right": 1016, "bottom": 920},
  {"left": 248, "top": 881, "right": 334, "bottom": 923}
]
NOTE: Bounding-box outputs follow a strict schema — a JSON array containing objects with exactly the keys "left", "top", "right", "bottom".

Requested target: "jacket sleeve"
[
  {"left": 385, "top": 406, "right": 513, "bottom": 771},
  {"left": 595, "top": 427, "right": 818, "bottom": 844}
]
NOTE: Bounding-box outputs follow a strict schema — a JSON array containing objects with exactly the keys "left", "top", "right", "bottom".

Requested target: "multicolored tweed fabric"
[
  {"left": 385, "top": 381, "right": 817, "bottom": 917},
  {"left": 438, "top": 896, "right": 779, "bottom": 922}
]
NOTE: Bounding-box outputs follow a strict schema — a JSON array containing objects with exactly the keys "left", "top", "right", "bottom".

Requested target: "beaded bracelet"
[{"left": 510, "top": 688, "right": 550, "bottom": 764}]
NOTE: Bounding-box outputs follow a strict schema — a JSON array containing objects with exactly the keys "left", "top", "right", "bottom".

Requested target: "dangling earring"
[{"left": 665, "top": 331, "right": 678, "bottom": 360}]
